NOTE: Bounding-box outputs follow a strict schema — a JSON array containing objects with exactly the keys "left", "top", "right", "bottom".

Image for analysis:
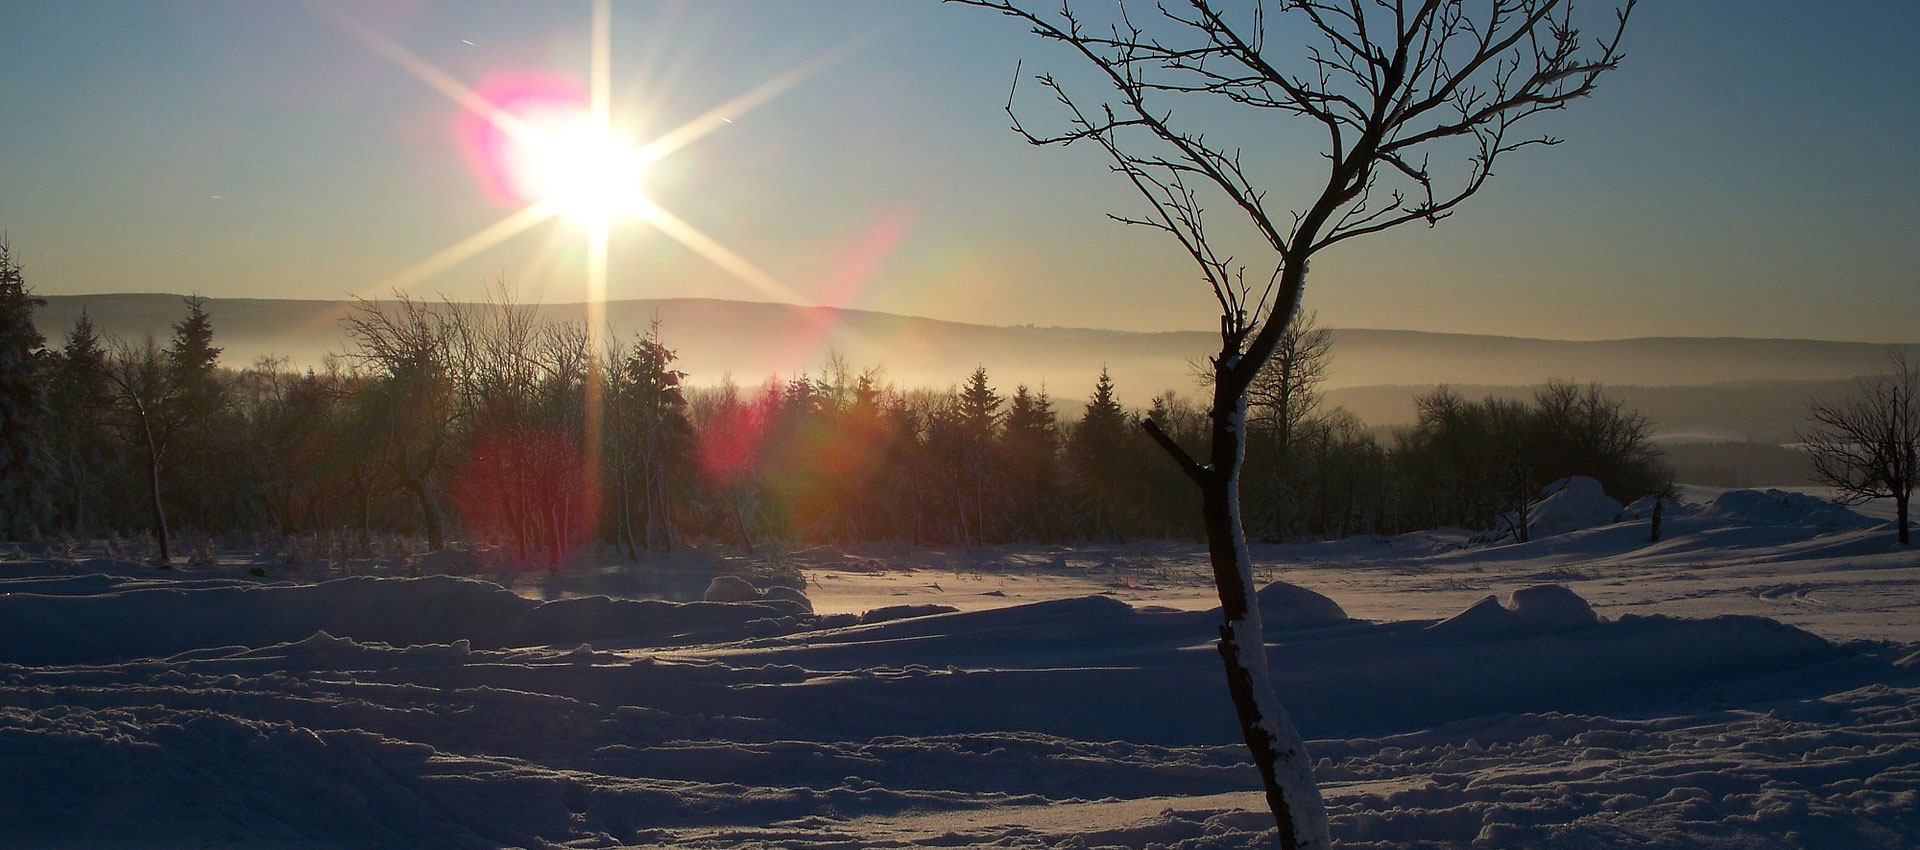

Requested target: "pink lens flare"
[{"left": 460, "top": 73, "right": 596, "bottom": 206}]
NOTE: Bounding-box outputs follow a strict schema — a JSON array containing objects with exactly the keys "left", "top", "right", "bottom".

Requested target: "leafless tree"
[
  {"left": 1252, "top": 312, "right": 1332, "bottom": 540},
  {"left": 954, "top": 1, "right": 1634, "bottom": 845},
  {"left": 1800, "top": 354, "right": 1918, "bottom": 545},
  {"left": 1249, "top": 312, "right": 1332, "bottom": 450},
  {"left": 104, "top": 336, "right": 179, "bottom": 564},
  {"left": 344, "top": 294, "right": 463, "bottom": 550}
]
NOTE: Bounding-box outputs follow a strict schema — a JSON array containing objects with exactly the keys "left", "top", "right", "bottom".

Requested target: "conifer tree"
[
  {"left": 957, "top": 366, "right": 1002, "bottom": 440},
  {"left": 1002, "top": 384, "right": 1061, "bottom": 539},
  {"left": 0, "top": 239, "right": 48, "bottom": 539},
  {"left": 46, "top": 310, "right": 113, "bottom": 534},
  {"left": 610, "top": 322, "right": 692, "bottom": 551},
  {"left": 164, "top": 296, "right": 230, "bottom": 531},
  {"left": 1067, "top": 368, "right": 1129, "bottom": 539},
  {"left": 167, "top": 297, "right": 223, "bottom": 421},
  {"left": 955, "top": 366, "right": 1003, "bottom": 541}
]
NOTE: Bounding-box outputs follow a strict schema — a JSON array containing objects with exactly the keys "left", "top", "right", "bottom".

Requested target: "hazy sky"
[{"left": 2, "top": 1, "right": 1916, "bottom": 341}]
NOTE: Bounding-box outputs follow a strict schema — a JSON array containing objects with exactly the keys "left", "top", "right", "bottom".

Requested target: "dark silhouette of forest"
[{"left": 1, "top": 251, "right": 1672, "bottom": 562}]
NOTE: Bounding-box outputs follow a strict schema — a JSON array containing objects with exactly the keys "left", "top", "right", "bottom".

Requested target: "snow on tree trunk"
[{"left": 1197, "top": 397, "right": 1330, "bottom": 850}]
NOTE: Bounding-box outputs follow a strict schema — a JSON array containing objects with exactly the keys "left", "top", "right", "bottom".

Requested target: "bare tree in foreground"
[
  {"left": 954, "top": 1, "right": 1634, "bottom": 845},
  {"left": 1801, "top": 354, "right": 1918, "bottom": 545}
]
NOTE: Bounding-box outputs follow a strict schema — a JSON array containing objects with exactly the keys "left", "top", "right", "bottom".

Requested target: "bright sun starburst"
[
  {"left": 311, "top": 0, "right": 841, "bottom": 302},
  {"left": 504, "top": 106, "right": 652, "bottom": 227}
]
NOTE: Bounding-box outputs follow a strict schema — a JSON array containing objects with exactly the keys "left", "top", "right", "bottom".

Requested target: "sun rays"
[{"left": 311, "top": 0, "right": 823, "bottom": 310}]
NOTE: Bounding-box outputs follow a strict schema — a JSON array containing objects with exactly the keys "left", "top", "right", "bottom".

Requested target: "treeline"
[{"left": 0, "top": 247, "right": 1671, "bottom": 560}]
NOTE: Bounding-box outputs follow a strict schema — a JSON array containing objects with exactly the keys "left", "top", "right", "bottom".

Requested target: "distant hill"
[
  {"left": 33, "top": 294, "right": 1211, "bottom": 398},
  {"left": 33, "top": 294, "right": 1918, "bottom": 419}
]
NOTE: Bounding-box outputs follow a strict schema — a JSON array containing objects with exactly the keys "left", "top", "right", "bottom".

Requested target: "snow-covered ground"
[{"left": 2, "top": 485, "right": 1916, "bottom": 849}]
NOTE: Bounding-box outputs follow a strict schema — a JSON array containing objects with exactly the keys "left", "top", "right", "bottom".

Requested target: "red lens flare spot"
[
  {"left": 454, "top": 424, "right": 601, "bottom": 568},
  {"left": 696, "top": 398, "right": 772, "bottom": 485}
]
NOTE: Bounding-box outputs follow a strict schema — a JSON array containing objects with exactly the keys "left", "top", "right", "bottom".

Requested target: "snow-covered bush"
[
  {"left": 1472, "top": 476, "right": 1623, "bottom": 546},
  {"left": 1702, "top": 489, "right": 1879, "bottom": 531}
]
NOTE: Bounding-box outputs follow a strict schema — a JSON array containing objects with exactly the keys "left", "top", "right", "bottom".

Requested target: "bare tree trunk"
[
  {"left": 358, "top": 485, "right": 373, "bottom": 553},
  {"left": 142, "top": 423, "right": 170, "bottom": 564},
  {"left": 1515, "top": 493, "right": 1532, "bottom": 544},
  {"left": 619, "top": 477, "right": 638, "bottom": 559},
  {"left": 730, "top": 489, "right": 754, "bottom": 554},
  {"left": 1147, "top": 391, "right": 1329, "bottom": 850},
  {"left": 1899, "top": 492, "right": 1910, "bottom": 546},
  {"left": 403, "top": 473, "right": 446, "bottom": 551}
]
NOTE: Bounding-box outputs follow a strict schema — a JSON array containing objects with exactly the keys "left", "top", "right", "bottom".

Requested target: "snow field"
[{"left": 1, "top": 485, "right": 1917, "bottom": 848}]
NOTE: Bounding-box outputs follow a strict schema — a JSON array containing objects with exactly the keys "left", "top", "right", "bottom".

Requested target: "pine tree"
[
  {"left": 164, "top": 296, "right": 230, "bottom": 532},
  {"left": 0, "top": 238, "right": 48, "bottom": 539},
  {"left": 1003, "top": 384, "right": 1061, "bottom": 539},
  {"left": 954, "top": 366, "right": 1002, "bottom": 542},
  {"left": 957, "top": 366, "right": 1002, "bottom": 442},
  {"left": 1067, "top": 368, "right": 1130, "bottom": 539},
  {"left": 167, "top": 297, "right": 223, "bottom": 421},
  {"left": 46, "top": 310, "right": 113, "bottom": 534},
  {"left": 610, "top": 322, "right": 692, "bottom": 551},
  {"left": 922, "top": 393, "right": 972, "bottom": 542}
]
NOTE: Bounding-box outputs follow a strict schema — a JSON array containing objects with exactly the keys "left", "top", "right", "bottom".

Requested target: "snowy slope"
[{"left": 2, "top": 489, "right": 1917, "bottom": 849}]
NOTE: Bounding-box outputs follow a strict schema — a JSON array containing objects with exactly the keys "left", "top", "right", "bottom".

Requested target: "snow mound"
[
  {"left": 1527, "top": 477, "right": 1623, "bottom": 537},
  {"left": 703, "top": 574, "right": 761, "bottom": 602},
  {"left": 1256, "top": 580, "right": 1349, "bottom": 628},
  {"left": 1620, "top": 493, "right": 1699, "bottom": 521},
  {"left": 1428, "top": 583, "right": 1598, "bottom": 637},
  {"left": 1475, "top": 476, "right": 1622, "bottom": 545},
  {"left": 1702, "top": 488, "right": 1879, "bottom": 530},
  {"left": 760, "top": 584, "right": 813, "bottom": 613},
  {"left": 0, "top": 576, "right": 814, "bottom": 665},
  {"left": 1509, "top": 584, "right": 1599, "bottom": 630},
  {"left": 702, "top": 575, "right": 813, "bottom": 614},
  {"left": 859, "top": 603, "right": 956, "bottom": 624}
]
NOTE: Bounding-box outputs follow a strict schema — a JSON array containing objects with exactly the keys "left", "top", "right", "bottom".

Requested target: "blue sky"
[{"left": 1, "top": 1, "right": 1915, "bottom": 341}]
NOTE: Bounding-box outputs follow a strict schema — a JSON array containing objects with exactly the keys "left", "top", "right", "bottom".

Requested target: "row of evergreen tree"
[{"left": 0, "top": 244, "right": 1671, "bottom": 560}]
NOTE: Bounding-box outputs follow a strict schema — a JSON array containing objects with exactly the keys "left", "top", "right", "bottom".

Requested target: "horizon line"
[{"left": 31, "top": 290, "right": 1920, "bottom": 348}]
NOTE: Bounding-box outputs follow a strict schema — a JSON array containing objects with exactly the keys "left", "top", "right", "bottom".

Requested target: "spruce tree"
[
  {"left": 1003, "top": 384, "right": 1061, "bottom": 539},
  {"left": 954, "top": 367, "right": 1002, "bottom": 542},
  {"left": 957, "top": 366, "right": 1002, "bottom": 441},
  {"left": 166, "top": 297, "right": 223, "bottom": 423},
  {"left": 164, "top": 296, "right": 228, "bottom": 532},
  {"left": 1068, "top": 368, "right": 1130, "bottom": 539},
  {"left": 0, "top": 239, "right": 48, "bottom": 539},
  {"left": 613, "top": 323, "right": 692, "bottom": 550},
  {"left": 46, "top": 310, "right": 113, "bottom": 534}
]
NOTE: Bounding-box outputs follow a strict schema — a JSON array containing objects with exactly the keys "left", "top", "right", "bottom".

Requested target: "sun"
[
  {"left": 316, "top": 0, "right": 827, "bottom": 301},
  {"left": 489, "top": 100, "right": 652, "bottom": 227}
]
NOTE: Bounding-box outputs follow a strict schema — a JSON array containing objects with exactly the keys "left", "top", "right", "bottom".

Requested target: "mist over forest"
[
  {"left": 33, "top": 292, "right": 1911, "bottom": 496},
  {"left": 37, "top": 293, "right": 1917, "bottom": 427}
]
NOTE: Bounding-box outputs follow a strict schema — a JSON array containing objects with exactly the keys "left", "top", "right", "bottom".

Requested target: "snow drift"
[
  {"left": 1474, "top": 476, "right": 1624, "bottom": 545},
  {"left": 3, "top": 514, "right": 1916, "bottom": 850}
]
